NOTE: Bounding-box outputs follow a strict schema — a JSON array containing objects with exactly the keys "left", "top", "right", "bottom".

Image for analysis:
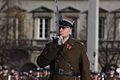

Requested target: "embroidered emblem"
[{"left": 66, "top": 43, "right": 72, "bottom": 50}]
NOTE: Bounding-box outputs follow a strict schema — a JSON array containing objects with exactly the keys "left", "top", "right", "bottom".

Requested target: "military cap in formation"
[
  {"left": 109, "top": 66, "right": 115, "bottom": 71},
  {"left": 91, "top": 71, "right": 99, "bottom": 75}
]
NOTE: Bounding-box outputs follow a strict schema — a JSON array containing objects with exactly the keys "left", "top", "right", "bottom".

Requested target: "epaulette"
[
  {"left": 74, "top": 39, "right": 85, "bottom": 46},
  {"left": 46, "top": 41, "right": 53, "bottom": 46}
]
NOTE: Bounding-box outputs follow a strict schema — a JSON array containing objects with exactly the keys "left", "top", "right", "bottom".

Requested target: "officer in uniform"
[{"left": 37, "top": 18, "right": 90, "bottom": 80}]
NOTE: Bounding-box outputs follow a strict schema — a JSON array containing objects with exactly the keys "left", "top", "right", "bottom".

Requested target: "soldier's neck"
[{"left": 62, "top": 36, "right": 69, "bottom": 44}]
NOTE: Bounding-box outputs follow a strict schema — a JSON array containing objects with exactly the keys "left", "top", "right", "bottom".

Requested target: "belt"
[{"left": 54, "top": 68, "right": 81, "bottom": 76}]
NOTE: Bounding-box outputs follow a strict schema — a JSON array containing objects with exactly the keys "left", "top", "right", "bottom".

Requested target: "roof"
[
  {"left": 111, "top": 8, "right": 120, "bottom": 13},
  {"left": 3, "top": 6, "right": 26, "bottom": 12},
  {"left": 30, "top": 6, "right": 53, "bottom": 13},
  {"left": 60, "top": 6, "right": 80, "bottom": 13},
  {"left": 83, "top": 7, "right": 108, "bottom": 13}
]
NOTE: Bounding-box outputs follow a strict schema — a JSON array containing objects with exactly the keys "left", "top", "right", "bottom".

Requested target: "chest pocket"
[
  {"left": 58, "top": 50, "right": 74, "bottom": 70},
  {"left": 62, "top": 43, "right": 82, "bottom": 71}
]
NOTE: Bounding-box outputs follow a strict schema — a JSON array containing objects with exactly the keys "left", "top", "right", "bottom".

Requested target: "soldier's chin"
[
  {"left": 59, "top": 34, "right": 63, "bottom": 36},
  {"left": 60, "top": 35, "right": 64, "bottom": 38}
]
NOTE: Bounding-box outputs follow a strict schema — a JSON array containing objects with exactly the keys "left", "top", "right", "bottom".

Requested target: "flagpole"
[
  {"left": 87, "top": 0, "right": 99, "bottom": 72},
  {"left": 55, "top": 0, "right": 60, "bottom": 35}
]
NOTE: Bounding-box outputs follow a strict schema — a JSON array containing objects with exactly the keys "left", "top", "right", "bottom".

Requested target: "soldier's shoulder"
[
  {"left": 46, "top": 41, "right": 54, "bottom": 45},
  {"left": 45, "top": 41, "right": 56, "bottom": 47},
  {"left": 73, "top": 39, "right": 85, "bottom": 46}
]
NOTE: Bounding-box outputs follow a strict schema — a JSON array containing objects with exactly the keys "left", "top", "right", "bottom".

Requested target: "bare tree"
[
  {"left": 99, "top": 13, "right": 120, "bottom": 73},
  {"left": 81, "top": 11, "right": 120, "bottom": 73},
  {"left": 0, "top": 0, "right": 30, "bottom": 69}
]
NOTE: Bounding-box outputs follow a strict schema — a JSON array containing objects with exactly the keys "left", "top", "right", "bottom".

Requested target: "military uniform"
[
  {"left": 106, "top": 66, "right": 119, "bottom": 80},
  {"left": 106, "top": 76, "right": 119, "bottom": 80},
  {"left": 37, "top": 37, "right": 90, "bottom": 80}
]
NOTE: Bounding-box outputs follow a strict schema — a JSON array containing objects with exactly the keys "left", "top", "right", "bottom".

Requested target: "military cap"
[
  {"left": 59, "top": 18, "right": 74, "bottom": 28},
  {"left": 2, "top": 65, "right": 9, "bottom": 70},
  {"left": 109, "top": 66, "right": 115, "bottom": 70},
  {"left": 0, "top": 65, "right": 2, "bottom": 70},
  {"left": 91, "top": 71, "right": 99, "bottom": 75}
]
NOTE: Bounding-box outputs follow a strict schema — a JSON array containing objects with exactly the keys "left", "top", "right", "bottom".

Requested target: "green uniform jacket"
[{"left": 37, "top": 38, "right": 90, "bottom": 80}]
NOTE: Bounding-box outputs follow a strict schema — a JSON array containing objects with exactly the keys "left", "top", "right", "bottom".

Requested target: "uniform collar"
[
  {"left": 63, "top": 37, "right": 74, "bottom": 50},
  {"left": 64, "top": 36, "right": 74, "bottom": 45}
]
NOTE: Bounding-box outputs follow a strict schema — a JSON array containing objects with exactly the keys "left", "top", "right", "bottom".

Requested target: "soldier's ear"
[
  {"left": 69, "top": 32, "right": 72, "bottom": 35},
  {"left": 69, "top": 29, "right": 72, "bottom": 35}
]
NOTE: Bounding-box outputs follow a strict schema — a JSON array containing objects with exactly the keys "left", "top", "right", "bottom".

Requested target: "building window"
[
  {"left": 71, "top": 18, "right": 77, "bottom": 38},
  {"left": 84, "top": 8, "right": 108, "bottom": 40},
  {"left": 30, "top": 6, "right": 53, "bottom": 40},
  {"left": 7, "top": 18, "right": 19, "bottom": 39},
  {"left": 99, "top": 17, "right": 105, "bottom": 39},
  {"left": 115, "top": 18, "right": 120, "bottom": 40},
  {"left": 34, "top": 18, "right": 50, "bottom": 40}
]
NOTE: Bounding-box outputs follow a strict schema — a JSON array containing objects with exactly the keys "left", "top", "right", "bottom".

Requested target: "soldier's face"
[{"left": 59, "top": 26, "right": 72, "bottom": 38}]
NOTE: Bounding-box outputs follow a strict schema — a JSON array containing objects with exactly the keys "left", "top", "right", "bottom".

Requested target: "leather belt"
[{"left": 54, "top": 68, "right": 81, "bottom": 76}]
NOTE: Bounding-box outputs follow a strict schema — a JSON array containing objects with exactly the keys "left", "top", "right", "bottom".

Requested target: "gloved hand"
[{"left": 52, "top": 35, "right": 63, "bottom": 46}]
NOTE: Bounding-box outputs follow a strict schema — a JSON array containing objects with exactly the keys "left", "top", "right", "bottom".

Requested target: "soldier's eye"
[{"left": 59, "top": 26, "right": 66, "bottom": 29}]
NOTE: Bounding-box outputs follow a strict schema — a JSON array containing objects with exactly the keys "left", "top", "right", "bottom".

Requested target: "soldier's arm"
[
  {"left": 37, "top": 42, "right": 58, "bottom": 68},
  {"left": 79, "top": 45, "right": 91, "bottom": 80}
]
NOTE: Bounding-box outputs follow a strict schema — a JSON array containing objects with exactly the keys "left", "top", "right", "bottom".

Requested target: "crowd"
[
  {"left": 0, "top": 64, "right": 119, "bottom": 80},
  {"left": 0, "top": 64, "right": 50, "bottom": 80},
  {"left": 90, "top": 66, "right": 120, "bottom": 80}
]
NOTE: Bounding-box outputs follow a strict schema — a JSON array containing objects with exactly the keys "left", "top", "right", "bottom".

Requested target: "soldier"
[
  {"left": 37, "top": 18, "right": 90, "bottom": 80},
  {"left": 91, "top": 71, "right": 101, "bottom": 80},
  {"left": 106, "top": 66, "right": 119, "bottom": 80}
]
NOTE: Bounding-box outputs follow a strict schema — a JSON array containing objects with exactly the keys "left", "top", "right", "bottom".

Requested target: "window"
[
  {"left": 111, "top": 8, "right": 120, "bottom": 40},
  {"left": 8, "top": 18, "right": 19, "bottom": 39},
  {"left": 84, "top": 8, "right": 108, "bottom": 40},
  {"left": 115, "top": 18, "right": 120, "bottom": 40},
  {"left": 99, "top": 17, "right": 105, "bottom": 39},
  {"left": 71, "top": 18, "right": 77, "bottom": 38},
  {"left": 30, "top": 6, "right": 53, "bottom": 40},
  {"left": 34, "top": 18, "right": 50, "bottom": 39}
]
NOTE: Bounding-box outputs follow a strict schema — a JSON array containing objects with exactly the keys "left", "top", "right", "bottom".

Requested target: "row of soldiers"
[
  {"left": 0, "top": 65, "right": 120, "bottom": 80},
  {"left": 0, "top": 65, "right": 50, "bottom": 80},
  {"left": 91, "top": 66, "right": 120, "bottom": 80}
]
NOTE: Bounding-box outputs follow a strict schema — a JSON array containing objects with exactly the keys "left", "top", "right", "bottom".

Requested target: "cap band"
[{"left": 59, "top": 19, "right": 73, "bottom": 28}]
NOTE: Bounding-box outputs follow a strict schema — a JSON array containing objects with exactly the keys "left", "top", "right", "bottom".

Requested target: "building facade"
[{"left": 0, "top": 0, "right": 120, "bottom": 71}]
